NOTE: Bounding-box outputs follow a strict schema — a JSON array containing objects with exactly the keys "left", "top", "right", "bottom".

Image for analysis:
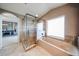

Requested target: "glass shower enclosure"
[{"left": 22, "top": 14, "right": 37, "bottom": 50}]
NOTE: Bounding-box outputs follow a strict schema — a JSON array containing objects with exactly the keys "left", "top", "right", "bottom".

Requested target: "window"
[{"left": 47, "top": 16, "right": 65, "bottom": 39}]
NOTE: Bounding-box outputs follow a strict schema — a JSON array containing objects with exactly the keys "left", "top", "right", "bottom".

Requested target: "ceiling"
[{"left": 0, "top": 3, "right": 66, "bottom": 17}]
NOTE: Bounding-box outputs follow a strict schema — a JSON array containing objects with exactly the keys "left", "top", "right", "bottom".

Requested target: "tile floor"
[{"left": 0, "top": 43, "right": 51, "bottom": 56}]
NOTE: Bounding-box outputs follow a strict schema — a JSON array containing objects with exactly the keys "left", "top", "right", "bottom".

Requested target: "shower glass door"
[{"left": 23, "top": 14, "right": 37, "bottom": 49}]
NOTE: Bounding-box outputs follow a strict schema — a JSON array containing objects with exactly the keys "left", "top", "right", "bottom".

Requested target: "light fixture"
[{"left": 35, "top": 14, "right": 38, "bottom": 17}]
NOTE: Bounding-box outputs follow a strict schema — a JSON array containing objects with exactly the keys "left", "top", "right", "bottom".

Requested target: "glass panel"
[
  {"left": 37, "top": 22, "right": 44, "bottom": 40},
  {"left": 23, "top": 14, "right": 37, "bottom": 49}
]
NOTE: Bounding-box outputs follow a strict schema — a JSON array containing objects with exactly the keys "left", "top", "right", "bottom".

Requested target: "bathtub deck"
[{"left": 37, "top": 37, "right": 78, "bottom": 56}]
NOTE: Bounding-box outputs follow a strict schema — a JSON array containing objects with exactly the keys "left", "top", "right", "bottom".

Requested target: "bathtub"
[{"left": 37, "top": 37, "right": 78, "bottom": 56}]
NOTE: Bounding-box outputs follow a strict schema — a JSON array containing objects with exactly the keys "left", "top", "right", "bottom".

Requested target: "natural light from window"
[
  {"left": 47, "top": 16, "right": 65, "bottom": 39},
  {"left": 37, "top": 22, "right": 44, "bottom": 40}
]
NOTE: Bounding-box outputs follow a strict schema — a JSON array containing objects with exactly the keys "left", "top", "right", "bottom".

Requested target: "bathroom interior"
[{"left": 0, "top": 3, "right": 79, "bottom": 56}]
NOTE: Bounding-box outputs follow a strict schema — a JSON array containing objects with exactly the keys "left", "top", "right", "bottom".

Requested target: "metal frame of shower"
[
  {"left": 25, "top": 13, "right": 38, "bottom": 41},
  {"left": 23, "top": 13, "right": 38, "bottom": 50},
  {"left": 25, "top": 13, "right": 38, "bottom": 38}
]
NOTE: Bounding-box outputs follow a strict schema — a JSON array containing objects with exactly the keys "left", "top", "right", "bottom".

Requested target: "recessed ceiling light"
[{"left": 35, "top": 14, "right": 38, "bottom": 17}]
